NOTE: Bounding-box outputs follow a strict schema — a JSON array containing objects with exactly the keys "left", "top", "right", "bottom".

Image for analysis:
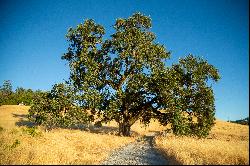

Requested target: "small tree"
[
  {"left": 28, "top": 83, "right": 90, "bottom": 129},
  {"left": 62, "top": 12, "right": 220, "bottom": 137},
  {"left": 0, "top": 80, "right": 14, "bottom": 105},
  {"left": 1, "top": 80, "right": 12, "bottom": 94}
]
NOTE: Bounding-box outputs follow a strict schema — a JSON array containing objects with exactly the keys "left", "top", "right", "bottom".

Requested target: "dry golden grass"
[
  {"left": 1, "top": 105, "right": 249, "bottom": 165},
  {"left": 131, "top": 119, "right": 168, "bottom": 135},
  {"left": 155, "top": 120, "right": 249, "bottom": 165},
  {"left": 78, "top": 114, "right": 249, "bottom": 165},
  {"left": 0, "top": 127, "right": 134, "bottom": 164},
  {"left": 0, "top": 105, "right": 135, "bottom": 165},
  {"left": 0, "top": 105, "right": 31, "bottom": 129},
  {"left": 101, "top": 119, "right": 168, "bottom": 136}
]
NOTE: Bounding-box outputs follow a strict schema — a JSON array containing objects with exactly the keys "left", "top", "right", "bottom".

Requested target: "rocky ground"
[{"left": 101, "top": 132, "right": 169, "bottom": 165}]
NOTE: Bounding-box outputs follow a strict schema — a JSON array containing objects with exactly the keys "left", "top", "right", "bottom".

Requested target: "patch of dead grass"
[
  {"left": 155, "top": 120, "right": 249, "bottom": 165},
  {"left": 0, "top": 105, "right": 134, "bottom": 164},
  {"left": 0, "top": 105, "right": 249, "bottom": 165},
  {"left": 0, "top": 105, "right": 30, "bottom": 129},
  {"left": 0, "top": 126, "right": 134, "bottom": 164}
]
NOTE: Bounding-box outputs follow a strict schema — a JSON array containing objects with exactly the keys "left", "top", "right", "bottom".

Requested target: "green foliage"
[
  {"left": 22, "top": 126, "right": 41, "bottom": 137},
  {"left": 94, "top": 121, "right": 102, "bottom": 128},
  {"left": 28, "top": 83, "right": 90, "bottom": 129},
  {"left": 15, "top": 88, "right": 37, "bottom": 105},
  {"left": 62, "top": 12, "right": 170, "bottom": 136},
  {"left": 229, "top": 117, "right": 249, "bottom": 125},
  {"left": 157, "top": 55, "right": 220, "bottom": 137},
  {"left": 0, "top": 80, "right": 39, "bottom": 106},
  {"left": 2, "top": 80, "right": 12, "bottom": 94},
  {"left": 0, "top": 80, "right": 14, "bottom": 105},
  {"left": 62, "top": 12, "right": 220, "bottom": 137},
  {"left": 10, "top": 139, "right": 20, "bottom": 149}
]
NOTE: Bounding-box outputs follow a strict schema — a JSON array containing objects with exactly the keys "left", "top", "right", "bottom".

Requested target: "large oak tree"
[{"left": 62, "top": 13, "right": 220, "bottom": 137}]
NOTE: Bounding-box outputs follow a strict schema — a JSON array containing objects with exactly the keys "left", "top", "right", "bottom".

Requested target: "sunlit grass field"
[
  {"left": 0, "top": 105, "right": 135, "bottom": 164},
  {"left": 0, "top": 105, "right": 249, "bottom": 165},
  {"left": 129, "top": 115, "right": 249, "bottom": 165},
  {"left": 155, "top": 120, "right": 249, "bottom": 165}
]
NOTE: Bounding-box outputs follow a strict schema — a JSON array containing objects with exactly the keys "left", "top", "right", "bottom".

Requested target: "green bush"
[
  {"left": 22, "top": 126, "right": 41, "bottom": 137},
  {"left": 28, "top": 83, "right": 90, "bottom": 129}
]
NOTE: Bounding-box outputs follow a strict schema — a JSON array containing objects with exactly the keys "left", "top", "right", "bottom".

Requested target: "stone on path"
[{"left": 101, "top": 132, "right": 169, "bottom": 165}]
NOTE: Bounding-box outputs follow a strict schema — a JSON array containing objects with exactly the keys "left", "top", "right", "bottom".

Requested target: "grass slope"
[
  {"left": 0, "top": 105, "right": 248, "bottom": 165},
  {"left": 0, "top": 105, "right": 134, "bottom": 164},
  {"left": 155, "top": 120, "right": 249, "bottom": 165}
]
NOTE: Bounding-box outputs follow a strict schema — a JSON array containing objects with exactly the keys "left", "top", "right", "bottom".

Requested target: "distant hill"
[{"left": 228, "top": 117, "right": 249, "bottom": 125}]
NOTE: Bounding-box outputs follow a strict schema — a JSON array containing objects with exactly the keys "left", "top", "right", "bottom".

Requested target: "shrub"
[
  {"left": 22, "top": 126, "right": 41, "bottom": 137},
  {"left": 28, "top": 83, "right": 90, "bottom": 129}
]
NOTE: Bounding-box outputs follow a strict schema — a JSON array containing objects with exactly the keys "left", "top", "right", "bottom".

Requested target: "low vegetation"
[{"left": 28, "top": 83, "right": 90, "bottom": 129}]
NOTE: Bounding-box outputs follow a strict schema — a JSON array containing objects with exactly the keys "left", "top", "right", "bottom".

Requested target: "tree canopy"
[{"left": 60, "top": 12, "right": 220, "bottom": 137}]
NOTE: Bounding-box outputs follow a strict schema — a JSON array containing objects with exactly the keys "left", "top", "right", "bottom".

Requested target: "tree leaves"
[
  {"left": 61, "top": 13, "right": 220, "bottom": 137},
  {"left": 28, "top": 83, "right": 90, "bottom": 129}
]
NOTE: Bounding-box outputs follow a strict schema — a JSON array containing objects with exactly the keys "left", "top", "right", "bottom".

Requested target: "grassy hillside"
[
  {"left": 155, "top": 120, "right": 249, "bottom": 165},
  {"left": 0, "top": 105, "right": 249, "bottom": 165},
  {"left": 0, "top": 105, "right": 135, "bottom": 164},
  {"left": 0, "top": 105, "right": 31, "bottom": 129}
]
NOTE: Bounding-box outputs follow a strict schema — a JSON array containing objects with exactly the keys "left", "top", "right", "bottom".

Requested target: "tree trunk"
[{"left": 118, "top": 122, "right": 131, "bottom": 136}]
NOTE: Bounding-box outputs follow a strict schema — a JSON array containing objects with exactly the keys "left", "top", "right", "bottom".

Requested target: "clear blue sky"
[{"left": 0, "top": 0, "right": 249, "bottom": 121}]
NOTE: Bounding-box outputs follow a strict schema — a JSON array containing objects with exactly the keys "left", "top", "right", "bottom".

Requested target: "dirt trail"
[{"left": 101, "top": 132, "right": 169, "bottom": 165}]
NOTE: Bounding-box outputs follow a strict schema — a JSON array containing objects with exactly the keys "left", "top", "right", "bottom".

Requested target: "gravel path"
[{"left": 101, "top": 132, "right": 169, "bottom": 165}]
